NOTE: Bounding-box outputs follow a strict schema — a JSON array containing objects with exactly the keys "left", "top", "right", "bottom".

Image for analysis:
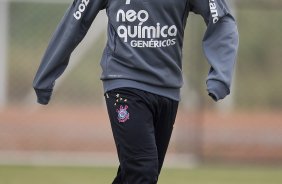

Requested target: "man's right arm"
[{"left": 33, "top": 0, "right": 107, "bottom": 105}]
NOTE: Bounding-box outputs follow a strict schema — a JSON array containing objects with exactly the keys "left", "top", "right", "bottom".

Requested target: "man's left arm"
[{"left": 190, "top": 0, "right": 239, "bottom": 101}]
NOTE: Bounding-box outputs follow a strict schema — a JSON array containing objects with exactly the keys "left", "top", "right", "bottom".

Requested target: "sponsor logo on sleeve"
[
  {"left": 209, "top": 0, "right": 219, "bottom": 24},
  {"left": 73, "top": 0, "right": 90, "bottom": 20}
]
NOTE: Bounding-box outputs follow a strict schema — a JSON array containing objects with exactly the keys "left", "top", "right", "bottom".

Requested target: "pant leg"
[
  {"left": 105, "top": 88, "right": 159, "bottom": 184},
  {"left": 154, "top": 97, "right": 179, "bottom": 173}
]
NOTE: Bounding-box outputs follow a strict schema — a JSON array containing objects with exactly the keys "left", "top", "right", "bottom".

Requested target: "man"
[{"left": 33, "top": 0, "right": 239, "bottom": 183}]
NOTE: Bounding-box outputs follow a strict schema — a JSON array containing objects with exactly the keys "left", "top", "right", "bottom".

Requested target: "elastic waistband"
[{"left": 102, "top": 79, "right": 180, "bottom": 101}]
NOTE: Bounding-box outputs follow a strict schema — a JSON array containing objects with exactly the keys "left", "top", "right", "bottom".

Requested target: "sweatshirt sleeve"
[
  {"left": 33, "top": 0, "right": 107, "bottom": 105},
  {"left": 189, "top": 0, "right": 239, "bottom": 101}
]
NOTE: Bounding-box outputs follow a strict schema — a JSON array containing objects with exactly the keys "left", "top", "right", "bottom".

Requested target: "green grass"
[{"left": 0, "top": 165, "right": 282, "bottom": 184}]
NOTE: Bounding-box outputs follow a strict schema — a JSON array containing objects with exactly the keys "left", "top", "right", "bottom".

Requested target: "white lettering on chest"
[{"left": 116, "top": 0, "right": 178, "bottom": 48}]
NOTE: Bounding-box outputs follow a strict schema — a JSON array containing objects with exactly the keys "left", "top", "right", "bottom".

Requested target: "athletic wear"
[
  {"left": 33, "top": 0, "right": 239, "bottom": 104},
  {"left": 105, "top": 88, "right": 178, "bottom": 184},
  {"left": 32, "top": 1, "right": 239, "bottom": 183}
]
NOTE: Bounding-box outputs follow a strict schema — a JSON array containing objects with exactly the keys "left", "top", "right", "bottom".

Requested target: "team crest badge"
[{"left": 117, "top": 105, "right": 130, "bottom": 123}]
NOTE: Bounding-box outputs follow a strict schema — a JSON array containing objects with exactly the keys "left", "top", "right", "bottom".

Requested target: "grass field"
[{"left": 0, "top": 165, "right": 282, "bottom": 184}]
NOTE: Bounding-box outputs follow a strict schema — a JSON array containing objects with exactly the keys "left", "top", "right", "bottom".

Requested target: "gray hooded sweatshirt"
[{"left": 33, "top": 0, "right": 239, "bottom": 104}]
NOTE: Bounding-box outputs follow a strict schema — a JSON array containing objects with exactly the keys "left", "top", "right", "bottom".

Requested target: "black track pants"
[{"left": 105, "top": 88, "right": 178, "bottom": 184}]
